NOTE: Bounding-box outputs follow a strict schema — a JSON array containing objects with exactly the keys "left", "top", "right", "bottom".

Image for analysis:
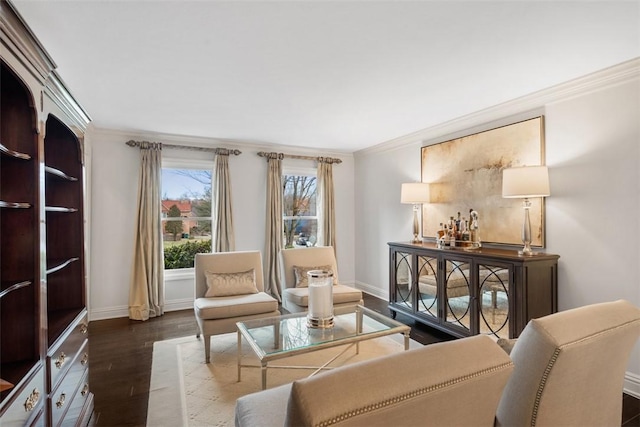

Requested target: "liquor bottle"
[{"left": 461, "top": 218, "right": 470, "bottom": 244}]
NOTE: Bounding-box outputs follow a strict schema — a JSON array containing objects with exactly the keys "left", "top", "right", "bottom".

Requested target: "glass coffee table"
[{"left": 236, "top": 305, "right": 410, "bottom": 389}]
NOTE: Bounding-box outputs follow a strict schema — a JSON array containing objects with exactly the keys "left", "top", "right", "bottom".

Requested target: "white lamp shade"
[
  {"left": 401, "top": 183, "right": 430, "bottom": 204},
  {"left": 502, "top": 166, "right": 550, "bottom": 198}
]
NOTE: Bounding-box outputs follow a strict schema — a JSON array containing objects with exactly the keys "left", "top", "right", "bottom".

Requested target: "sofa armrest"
[{"left": 235, "top": 383, "right": 292, "bottom": 427}]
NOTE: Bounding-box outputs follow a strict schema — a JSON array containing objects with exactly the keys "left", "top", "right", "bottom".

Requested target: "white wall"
[
  {"left": 354, "top": 60, "right": 640, "bottom": 394},
  {"left": 88, "top": 131, "right": 355, "bottom": 320}
]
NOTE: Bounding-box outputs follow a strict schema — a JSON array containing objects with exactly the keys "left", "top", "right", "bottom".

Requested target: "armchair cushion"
[
  {"left": 195, "top": 292, "right": 278, "bottom": 320},
  {"left": 283, "top": 284, "right": 363, "bottom": 308},
  {"left": 204, "top": 268, "right": 258, "bottom": 297},
  {"left": 293, "top": 265, "right": 334, "bottom": 288}
]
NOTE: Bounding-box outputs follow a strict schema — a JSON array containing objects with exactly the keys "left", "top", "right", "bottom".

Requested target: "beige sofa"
[
  {"left": 235, "top": 300, "right": 640, "bottom": 427},
  {"left": 236, "top": 335, "right": 513, "bottom": 427}
]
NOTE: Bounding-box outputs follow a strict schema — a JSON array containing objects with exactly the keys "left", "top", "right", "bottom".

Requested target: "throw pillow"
[
  {"left": 204, "top": 268, "right": 258, "bottom": 297},
  {"left": 293, "top": 265, "right": 334, "bottom": 288}
]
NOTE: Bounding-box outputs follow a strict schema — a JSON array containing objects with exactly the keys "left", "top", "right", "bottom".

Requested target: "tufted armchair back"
[{"left": 280, "top": 246, "right": 339, "bottom": 290}]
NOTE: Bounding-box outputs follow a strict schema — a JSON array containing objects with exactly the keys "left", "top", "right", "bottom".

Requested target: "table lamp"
[
  {"left": 401, "top": 183, "right": 430, "bottom": 243},
  {"left": 502, "top": 166, "right": 550, "bottom": 255}
]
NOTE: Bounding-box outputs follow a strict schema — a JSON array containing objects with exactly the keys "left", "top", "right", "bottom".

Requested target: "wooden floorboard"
[{"left": 88, "top": 294, "right": 640, "bottom": 426}]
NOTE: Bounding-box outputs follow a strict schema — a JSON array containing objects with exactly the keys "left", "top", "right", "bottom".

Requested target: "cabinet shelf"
[
  {"left": 46, "top": 258, "right": 80, "bottom": 275},
  {"left": 0, "top": 361, "right": 38, "bottom": 402},
  {"left": 0, "top": 142, "right": 31, "bottom": 160},
  {"left": 0, "top": 281, "right": 31, "bottom": 299},
  {"left": 45, "top": 166, "right": 78, "bottom": 182},
  {"left": 0, "top": 201, "right": 31, "bottom": 209},
  {"left": 45, "top": 206, "right": 78, "bottom": 213}
]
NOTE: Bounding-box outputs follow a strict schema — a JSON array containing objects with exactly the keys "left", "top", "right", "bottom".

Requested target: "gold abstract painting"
[{"left": 421, "top": 116, "right": 545, "bottom": 247}]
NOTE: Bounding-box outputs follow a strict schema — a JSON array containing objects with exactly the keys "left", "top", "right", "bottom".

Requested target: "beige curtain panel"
[
  {"left": 128, "top": 142, "right": 164, "bottom": 321},
  {"left": 317, "top": 160, "right": 336, "bottom": 250},
  {"left": 212, "top": 152, "right": 236, "bottom": 252},
  {"left": 264, "top": 155, "right": 284, "bottom": 302}
]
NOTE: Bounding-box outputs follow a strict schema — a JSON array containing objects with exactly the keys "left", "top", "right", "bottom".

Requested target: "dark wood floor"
[{"left": 88, "top": 294, "right": 640, "bottom": 426}]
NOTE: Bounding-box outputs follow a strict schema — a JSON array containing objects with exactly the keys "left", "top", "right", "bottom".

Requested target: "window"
[
  {"left": 162, "top": 159, "right": 213, "bottom": 270},
  {"left": 283, "top": 168, "right": 317, "bottom": 248}
]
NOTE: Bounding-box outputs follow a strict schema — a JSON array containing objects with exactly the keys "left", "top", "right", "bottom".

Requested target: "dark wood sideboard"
[{"left": 388, "top": 242, "right": 559, "bottom": 339}]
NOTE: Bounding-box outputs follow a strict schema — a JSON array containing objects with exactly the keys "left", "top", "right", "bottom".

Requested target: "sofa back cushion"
[
  {"left": 285, "top": 335, "right": 513, "bottom": 427},
  {"left": 495, "top": 299, "right": 640, "bottom": 427}
]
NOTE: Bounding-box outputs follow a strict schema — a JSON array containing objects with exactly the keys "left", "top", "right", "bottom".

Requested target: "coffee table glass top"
[{"left": 236, "top": 305, "right": 409, "bottom": 360}]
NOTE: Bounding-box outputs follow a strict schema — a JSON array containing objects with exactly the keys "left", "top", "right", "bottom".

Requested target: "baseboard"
[
  {"left": 354, "top": 280, "right": 388, "bottom": 301},
  {"left": 625, "top": 372, "right": 640, "bottom": 399},
  {"left": 89, "top": 305, "right": 129, "bottom": 321},
  {"left": 89, "top": 298, "right": 193, "bottom": 321}
]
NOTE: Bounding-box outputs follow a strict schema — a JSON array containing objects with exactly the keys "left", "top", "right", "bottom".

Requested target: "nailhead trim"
[
  {"left": 529, "top": 318, "right": 640, "bottom": 427},
  {"left": 314, "top": 361, "right": 513, "bottom": 427}
]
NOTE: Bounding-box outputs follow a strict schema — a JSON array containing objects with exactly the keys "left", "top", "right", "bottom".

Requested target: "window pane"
[
  {"left": 284, "top": 218, "right": 317, "bottom": 249},
  {"left": 162, "top": 168, "right": 212, "bottom": 269},
  {"left": 283, "top": 175, "right": 317, "bottom": 216},
  {"left": 282, "top": 173, "right": 318, "bottom": 249}
]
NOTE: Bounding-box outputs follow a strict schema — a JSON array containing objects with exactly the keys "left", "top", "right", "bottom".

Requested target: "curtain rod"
[
  {"left": 257, "top": 151, "right": 342, "bottom": 164},
  {"left": 126, "top": 140, "right": 241, "bottom": 155}
]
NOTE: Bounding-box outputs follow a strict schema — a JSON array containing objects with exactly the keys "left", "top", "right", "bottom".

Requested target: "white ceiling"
[{"left": 10, "top": 1, "right": 640, "bottom": 152}]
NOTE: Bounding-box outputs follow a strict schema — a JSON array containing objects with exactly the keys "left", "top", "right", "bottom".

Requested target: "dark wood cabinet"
[
  {"left": 0, "top": 59, "right": 44, "bottom": 427},
  {"left": 1, "top": 2, "right": 92, "bottom": 425},
  {"left": 389, "top": 242, "right": 559, "bottom": 339}
]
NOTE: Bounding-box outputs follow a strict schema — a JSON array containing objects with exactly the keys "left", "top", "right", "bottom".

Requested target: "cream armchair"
[
  {"left": 279, "top": 246, "right": 363, "bottom": 313},
  {"left": 194, "top": 251, "right": 280, "bottom": 363},
  {"left": 495, "top": 299, "right": 640, "bottom": 426}
]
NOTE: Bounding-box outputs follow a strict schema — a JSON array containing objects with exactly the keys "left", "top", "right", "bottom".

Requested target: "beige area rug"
[{"left": 147, "top": 332, "right": 421, "bottom": 427}]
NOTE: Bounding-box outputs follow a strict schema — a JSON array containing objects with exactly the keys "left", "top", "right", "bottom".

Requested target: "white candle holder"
[{"left": 306, "top": 270, "right": 334, "bottom": 329}]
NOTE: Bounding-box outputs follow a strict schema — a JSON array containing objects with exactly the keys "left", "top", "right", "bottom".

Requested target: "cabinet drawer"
[
  {"left": 48, "top": 312, "right": 89, "bottom": 390},
  {"left": 59, "top": 371, "right": 91, "bottom": 427},
  {"left": 29, "top": 407, "right": 45, "bottom": 427},
  {"left": 0, "top": 366, "right": 45, "bottom": 427},
  {"left": 49, "top": 341, "right": 89, "bottom": 427}
]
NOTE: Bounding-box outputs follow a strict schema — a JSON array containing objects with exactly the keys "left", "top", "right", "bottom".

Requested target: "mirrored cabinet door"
[
  {"left": 443, "top": 258, "right": 472, "bottom": 334},
  {"left": 416, "top": 255, "right": 438, "bottom": 320},
  {"left": 478, "top": 263, "right": 511, "bottom": 338},
  {"left": 391, "top": 251, "right": 413, "bottom": 313}
]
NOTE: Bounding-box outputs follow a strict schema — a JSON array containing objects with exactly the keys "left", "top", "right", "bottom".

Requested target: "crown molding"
[
  {"left": 0, "top": 0, "right": 54, "bottom": 82},
  {"left": 90, "top": 126, "right": 355, "bottom": 160},
  {"left": 356, "top": 57, "right": 640, "bottom": 157}
]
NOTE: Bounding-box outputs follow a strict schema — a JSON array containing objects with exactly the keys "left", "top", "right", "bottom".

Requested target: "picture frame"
[{"left": 421, "top": 116, "right": 546, "bottom": 248}]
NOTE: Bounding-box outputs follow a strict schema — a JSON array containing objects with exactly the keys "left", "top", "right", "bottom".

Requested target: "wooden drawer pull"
[
  {"left": 55, "top": 352, "right": 66, "bottom": 369},
  {"left": 23, "top": 388, "right": 40, "bottom": 412},
  {"left": 80, "top": 383, "right": 89, "bottom": 397},
  {"left": 81, "top": 353, "right": 88, "bottom": 366},
  {"left": 55, "top": 393, "right": 66, "bottom": 408}
]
